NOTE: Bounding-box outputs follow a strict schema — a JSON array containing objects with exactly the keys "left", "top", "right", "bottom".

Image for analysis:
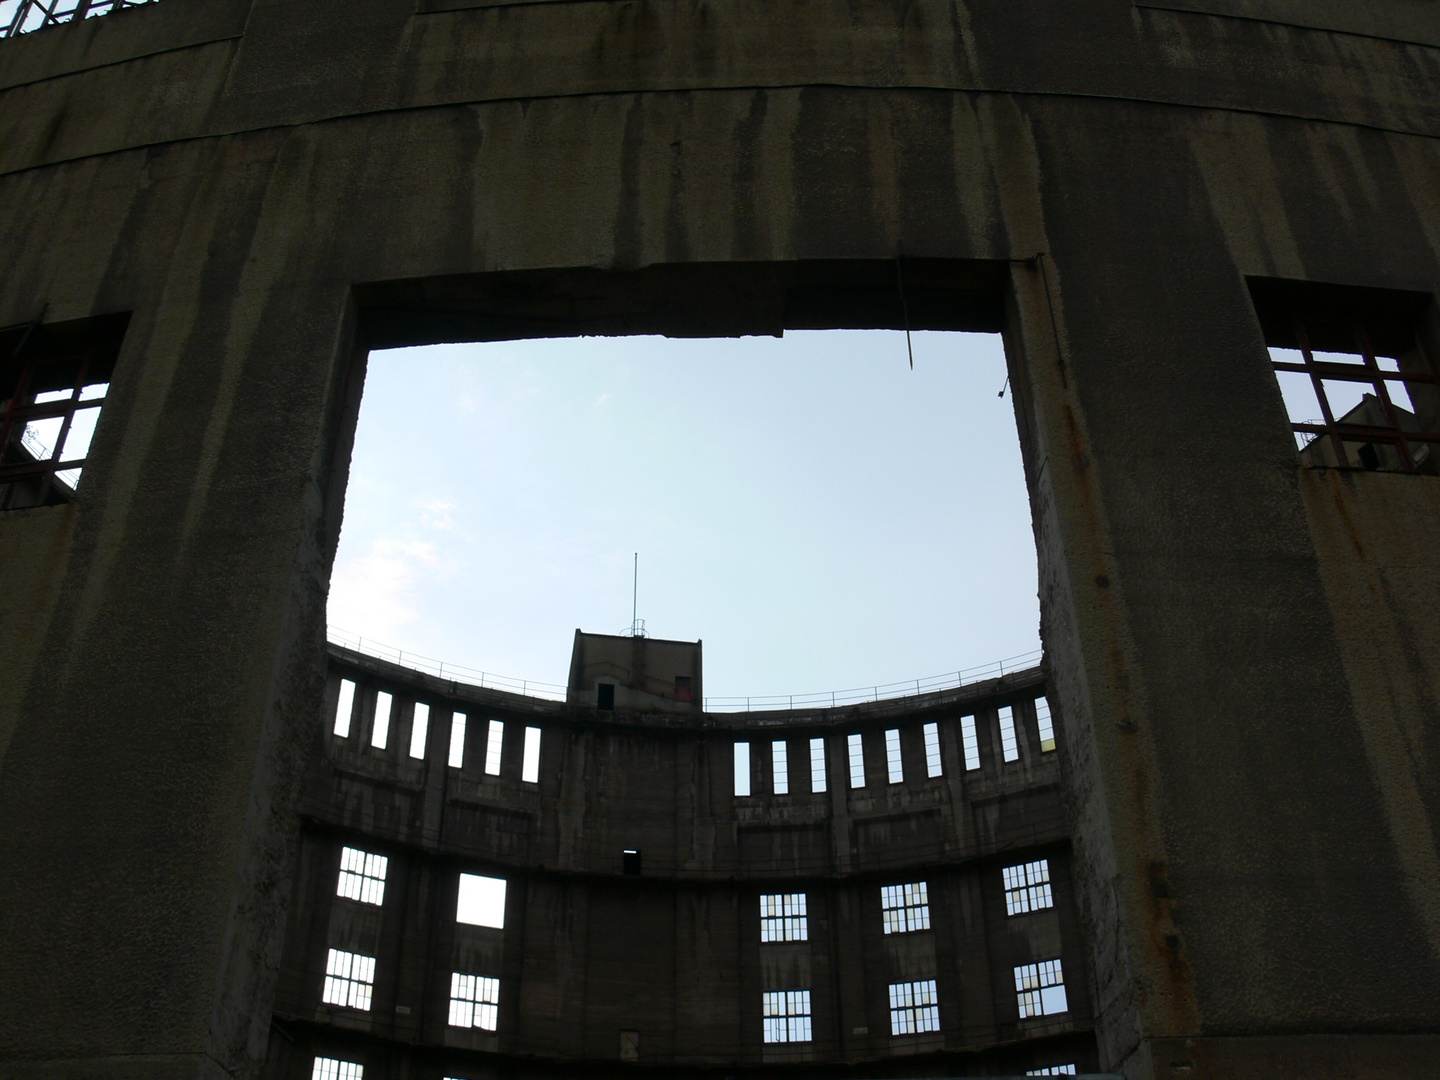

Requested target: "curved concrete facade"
[{"left": 2, "top": 2, "right": 1439, "bottom": 1078}]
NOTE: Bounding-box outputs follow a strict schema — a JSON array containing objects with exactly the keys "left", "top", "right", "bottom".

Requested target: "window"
[
  {"left": 809, "top": 737, "right": 827, "bottom": 792},
  {"left": 847, "top": 733, "right": 865, "bottom": 788},
  {"left": 760, "top": 893, "right": 807, "bottom": 942},
  {"left": 522, "top": 726, "right": 541, "bottom": 783},
  {"left": 334, "top": 680, "right": 356, "bottom": 738},
  {"left": 597, "top": 683, "right": 615, "bottom": 710},
  {"left": 337, "top": 846, "right": 387, "bottom": 906},
  {"left": 1015, "top": 958, "right": 1068, "bottom": 1018},
  {"left": 1254, "top": 281, "right": 1440, "bottom": 474},
  {"left": 448, "top": 712, "right": 467, "bottom": 768},
  {"left": 312, "top": 1058, "right": 363, "bottom": 1080},
  {"left": 772, "top": 740, "right": 788, "bottom": 794},
  {"left": 322, "top": 948, "right": 375, "bottom": 1010},
  {"left": 448, "top": 972, "right": 499, "bottom": 1030},
  {"left": 1, "top": 0, "right": 159, "bottom": 38},
  {"left": 1027, "top": 1068, "right": 1077, "bottom": 1077},
  {"left": 456, "top": 873, "right": 506, "bottom": 928},
  {"left": 674, "top": 675, "right": 692, "bottom": 702},
  {"left": 1003, "top": 859, "right": 1054, "bottom": 915},
  {"left": 998, "top": 705, "right": 1020, "bottom": 762},
  {"left": 1036, "top": 697, "right": 1055, "bottom": 753},
  {"left": 622, "top": 848, "right": 642, "bottom": 875},
  {"left": 960, "top": 714, "right": 981, "bottom": 770},
  {"left": 881, "top": 882, "right": 930, "bottom": 933},
  {"left": 734, "top": 741, "right": 751, "bottom": 797},
  {"left": 371, "top": 692, "right": 392, "bottom": 750},
  {"left": 885, "top": 728, "right": 903, "bottom": 783},
  {"left": 409, "top": 702, "right": 429, "bottom": 759},
  {"left": 761, "top": 990, "right": 812, "bottom": 1043},
  {"left": 888, "top": 979, "right": 940, "bottom": 1035},
  {"left": 923, "top": 722, "right": 942, "bottom": 777},
  {"left": 484, "top": 719, "right": 504, "bottom": 776}
]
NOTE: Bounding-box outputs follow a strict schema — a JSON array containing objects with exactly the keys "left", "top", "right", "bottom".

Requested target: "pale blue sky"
[{"left": 326, "top": 330, "right": 1041, "bottom": 701}]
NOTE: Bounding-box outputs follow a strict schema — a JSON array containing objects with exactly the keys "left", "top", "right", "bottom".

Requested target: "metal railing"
[
  {"left": 1, "top": 0, "right": 158, "bottom": 39},
  {"left": 327, "top": 626, "right": 1042, "bottom": 713}
]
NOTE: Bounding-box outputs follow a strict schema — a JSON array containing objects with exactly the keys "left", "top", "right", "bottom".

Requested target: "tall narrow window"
[
  {"left": 847, "top": 733, "right": 865, "bottom": 788},
  {"left": 1015, "top": 959, "right": 1068, "bottom": 1018},
  {"left": 760, "top": 893, "right": 807, "bottom": 942},
  {"left": 409, "top": 702, "right": 429, "bottom": 759},
  {"left": 448, "top": 712, "right": 467, "bottom": 768},
  {"left": 809, "top": 737, "right": 827, "bottom": 792},
  {"left": 484, "top": 719, "right": 504, "bottom": 776},
  {"left": 312, "top": 1058, "right": 363, "bottom": 1080},
  {"left": 961, "top": 714, "right": 981, "bottom": 770},
  {"left": 522, "top": 726, "right": 541, "bottom": 783},
  {"left": 888, "top": 979, "right": 940, "bottom": 1035},
  {"left": 734, "top": 741, "right": 751, "bottom": 797},
  {"left": 881, "top": 882, "right": 930, "bottom": 933},
  {"left": 322, "top": 949, "right": 375, "bottom": 1010},
  {"left": 1003, "top": 859, "right": 1054, "bottom": 915},
  {"left": 456, "top": 873, "right": 507, "bottom": 928},
  {"left": 923, "top": 722, "right": 942, "bottom": 777},
  {"left": 1036, "top": 697, "right": 1056, "bottom": 752},
  {"left": 334, "top": 679, "right": 356, "bottom": 738},
  {"left": 371, "top": 692, "right": 392, "bottom": 750},
  {"left": 337, "top": 847, "right": 387, "bottom": 906},
  {"left": 449, "top": 972, "right": 500, "bottom": 1030},
  {"left": 772, "top": 740, "right": 788, "bottom": 794},
  {"left": 998, "top": 706, "right": 1020, "bottom": 763},
  {"left": 885, "top": 728, "right": 903, "bottom": 783},
  {"left": 761, "top": 990, "right": 812, "bottom": 1043}
]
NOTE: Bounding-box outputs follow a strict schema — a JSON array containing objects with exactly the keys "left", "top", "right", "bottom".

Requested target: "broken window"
[
  {"left": 1003, "top": 859, "right": 1054, "bottom": 915},
  {"left": 772, "top": 740, "right": 788, "bottom": 794},
  {"left": 1, "top": 0, "right": 158, "bottom": 38},
  {"left": 484, "top": 719, "right": 503, "bottom": 776},
  {"left": 809, "top": 737, "right": 827, "bottom": 792},
  {"left": 456, "top": 873, "right": 506, "bottom": 928},
  {"left": 761, "top": 990, "right": 812, "bottom": 1043},
  {"left": 734, "top": 741, "right": 751, "bottom": 797},
  {"left": 923, "top": 722, "right": 943, "bottom": 777},
  {"left": 1015, "top": 958, "right": 1068, "bottom": 1018},
  {"left": 960, "top": 715, "right": 981, "bottom": 770},
  {"left": 998, "top": 706, "right": 1020, "bottom": 762},
  {"left": 371, "top": 692, "right": 392, "bottom": 750},
  {"left": 333, "top": 680, "right": 356, "bottom": 738},
  {"left": 885, "top": 729, "right": 903, "bottom": 783},
  {"left": 1253, "top": 280, "right": 1440, "bottom": 473},
  {"left": 1035, "top": 697, "right": 1055, "bottom": 753},
  {"left": 322, "top": 948, "right": 375, "bottom": 1011},
  {"left": 337, "top": 846, "right": 387, "bottom": 906},
  {"left": 448, "top": 712, "right": 467, "bottom": 768},
  {"left": 0, "top": 312, "right": 123, "bottom": 511},
  {"left": 847, "top": 733, "right": 866, "bottom": 788},
  {"left": 409, "top": 702, "right": 429, "bottom": 759},
  {"left": 888, "top": 979, "right": 940, "bottom": 1035},
  {"left": 760, "top": 893, "right": 807, "bottom": 942},
  {"left": 312, "top": 1058, "right": 363, "bottom": 1080},
  {"left": 448, "top": 972, "right": 499, "bottom": 1030},
  {"left": 881, "top": 881, "right": 930, "bottom": 934},
  {"left": 521, "top": 726, "right": 541, "bottom": 783}
]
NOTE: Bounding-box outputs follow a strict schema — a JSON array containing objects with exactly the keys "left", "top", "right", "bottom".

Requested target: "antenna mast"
[{"left": 632, "top": 553, "right": 638, "bottom": 635}]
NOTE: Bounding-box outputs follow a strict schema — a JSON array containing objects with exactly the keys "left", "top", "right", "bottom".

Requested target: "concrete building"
[{"left": 2, "top": 2, "right": 1440, "bottom": 1079}]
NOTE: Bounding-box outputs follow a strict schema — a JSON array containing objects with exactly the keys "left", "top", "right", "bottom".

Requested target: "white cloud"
[{"left": 328, "top": 538, "right": 442, "bottom": 643}]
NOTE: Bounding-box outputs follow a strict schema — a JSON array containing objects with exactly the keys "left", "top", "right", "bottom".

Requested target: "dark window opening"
[
  {"left": 596, "top": 683, "right": 615, "bottom": 711},
  {"left": 1252, "top": 279, "right": 1440, "bottom": 474},
  {"left": 622, "top": 848, "right": 641, "bottom": 875},
  {"left": 674, "top": 675, "right": 692, "bottom": 702},
  {"left": 0, "top": 312, "right": 126, "bottom": 510}
]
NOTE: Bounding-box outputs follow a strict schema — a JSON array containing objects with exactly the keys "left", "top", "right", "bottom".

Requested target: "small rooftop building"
[{"left": 566, "top": 629, "right": 704, "bottom": 712}]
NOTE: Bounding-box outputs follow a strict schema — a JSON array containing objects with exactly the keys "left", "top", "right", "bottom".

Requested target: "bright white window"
[
  {"left": 881, "top": 881, "right": 929, "bottom": 934},
  {"left": 735, "top": 741, "right": 751, "bottom": 797},
  {"left": 322, "top": 948, "right": 375, "bottom": 1011},
  {"left": 456, "top": 873, "right": 506, "bottom": 928},
  {"left": 961, "top": 714, "right": 981, "bottom": 770},
  {"left": 371, "top": 691, "right": 392, "bottom": 749},
  {"left": 999, "top": 705, "right": 1020, "bottom": 762},
  {"left": 448, "top": 972, "right": 499, "bottom": 1030},
  {"left": 334, "top": 680, "right": 356, "bottom": 738},
  {"left": 772, "top": 740, "right": 788, "bottom": 794},
  {"left": 888, "top": 979, "right": 940, "bottom": 1035},
  {"left": 761, "top": 990, "right": 812, "bottom": 1043},
  {"left": 448, "top": 712, "right": 467, "bottom": 768},
  {"left": 847, "top": 733, "right": 865, "bottom": 788},
  {"left": 522, "top": 726, "right": 541, "bottom": 783},
  {"left": 885, "top": 728, "right": 903, "bottom": 783},
  {"left": 484, "top": 719, "right": 504, "bottom": 776},
  {"left": 809, "top": 737, "right": 827, "bottom": 792},
  {"left": 1036, "top": 696, "right": 1056, "bottom": 752},
  {"left": 1003, "top": 859, "right": 1054, "bottom": 916},
  {"left": 923, "top": 722, "right": 942, "bottom": 777},
  {"left": 313, "top": 1057, "right": 363, "bottom": 1080},
  {"left": 1015, "top": 958, "right": 1069, "bottom": 1018},
  {"left": 760, "top": 893, "right": 807, "bottom": 942},
  {"left": 409, "top": 702, "right": 429, "bottom": 759},
  {"left": 337, "top": 846, "right": 387, "bottom": 906},
  {"left": 1027, "top": 1068, "right": 1077, "bottom": 1077}
]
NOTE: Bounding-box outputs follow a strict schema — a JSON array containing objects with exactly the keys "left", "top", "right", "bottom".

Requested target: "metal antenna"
[{"left": 632, "top": 553, "right": 638, "bottom": 636}]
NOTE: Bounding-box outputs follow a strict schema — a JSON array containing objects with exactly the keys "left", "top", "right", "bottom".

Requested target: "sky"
[{"left": 325, "top": 330, "right": 1042, "bottom": 703}]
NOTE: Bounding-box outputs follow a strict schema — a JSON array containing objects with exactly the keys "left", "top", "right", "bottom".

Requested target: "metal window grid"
[
  {"left": 961, "top": 714, "right": 981, "bottom": 770},
  {"left": 999, "top": 705, "right": 1020, "bottom": 762},
  {"left": 312, "top": 1057, "right": 364, "bottom": 1080},
  {"left": 888, "top": 979, "right": 940, "bottom": 1035},
  {"left": 337, "top": 847, "right": 387, "bottom": 906},
  {"left": 772, "top": 740, "right": 788, "bottom": 794},
  {"left": 322, "top": 949, "right": 375, "bottom": 1011},
  {"left": 1036, "top": 696, "right": 1056, "bottom": 752},
  {"left": 1273, "top": 313, "right": 1440, "bottom": 473},
  {"left": 1003, "top": 859, "right": 1054, "bottom": 916},
  {"left": 923, "top": 721, "right": 943, "bottom": 777},
  {"left": 761, "top": 989, "right": 812, "bottom": 1043},
  {"left": 847, "top": 733, "right": 865, "bottom": 788},
  {"left": 449, "top": 972, "right": 500, "bottom": 1030},
  {"left": 0, "top": 350, "right": 107, "bottom": 507},
  {"left": 484, "top": 718, "right": 504, "bottom": 775},
  {"left": 880, "top": 881, "right": 930, "bottom": 934},
  {"left": 1, "top": 0, "right": 157, "bottom": 38},
  {"left": 809, "top": 737, "right": 827, "bottom": 792},
  {"left": 885, "top": 728, "right": 904, "bottom": 783},
  {"left": 760, "top": 893, "right": 808, "bottom": 942},
  {"left": 1027, "top": 1068, "right": 1078, "bottom": 1077},
  {"left": 1015, "top": 958, "right": 1067, "bottom": 1019}
]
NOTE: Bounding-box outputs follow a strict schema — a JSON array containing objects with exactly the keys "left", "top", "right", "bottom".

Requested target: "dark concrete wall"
[{"left": 1, "top": 1, "right": 1439, "bottom": 1078}]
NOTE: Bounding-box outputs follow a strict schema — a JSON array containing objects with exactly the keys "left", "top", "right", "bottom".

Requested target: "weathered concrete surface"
[{"left": 0, "top": 0, "right": 1438, "bottom": 1077}]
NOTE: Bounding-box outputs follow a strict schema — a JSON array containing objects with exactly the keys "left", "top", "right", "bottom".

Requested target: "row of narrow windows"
[{"left": 313, "top": 1058, "right": 1078, "bottom": 1079}]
